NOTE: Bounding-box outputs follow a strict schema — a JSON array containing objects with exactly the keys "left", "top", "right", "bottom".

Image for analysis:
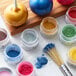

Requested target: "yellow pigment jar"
[
  {"left": 68, "top": 47, "right": 76, "bottom": 65},
  {"left": 40, "top": 17, "right": 58, "bottom": 36}
]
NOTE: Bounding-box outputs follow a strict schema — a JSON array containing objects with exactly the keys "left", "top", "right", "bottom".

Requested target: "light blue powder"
[{"left": 23, "top": 33, "right": 36, "bottom": 43}]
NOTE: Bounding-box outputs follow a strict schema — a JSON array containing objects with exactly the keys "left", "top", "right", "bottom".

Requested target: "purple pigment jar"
[
  {"left": 0, "top": 28, "right": 10, "bottom": 51},
  {"left": 4, "top": 44, "right": 23, "bottom": 65}
]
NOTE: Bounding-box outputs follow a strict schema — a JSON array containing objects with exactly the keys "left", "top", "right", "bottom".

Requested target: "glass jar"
[
  {"left": 17, "top": 61, "right": 35, "bottom": 76},
  {"left": 4, "top": 44, "right": 23, "bottom": 65},
  {"left": 59, "top": 24, "right": 76, "bottom": 45},
  {"left": 65, "top": 6, "right": 76, "bottom": 25},
  {"left": 40, "top": 17, "right": 58, "bottom": 36},
  {"left": 21, "top": 29, "right": 39, "bottom": 50},
  {"left": 67, "top": 47, "right": 76, "bottom": 65},
  {"left": 0, "top": 28, "right": 10, "bottom": 51}
]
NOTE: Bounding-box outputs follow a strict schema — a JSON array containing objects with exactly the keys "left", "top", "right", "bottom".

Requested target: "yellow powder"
[
  {"left": 43, "top": 19, "right": 56, "bottom": 30},
  {"left": 69, "top": 47, "right": 76, "bottom": 61}
]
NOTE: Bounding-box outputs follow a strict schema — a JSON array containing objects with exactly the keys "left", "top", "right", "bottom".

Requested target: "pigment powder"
[
  {"left": 69, "top": 9, "right": 76, "bottom": 18},
  {"left": 0, "top": 31, "right": 7, "bottom": 41},
  {"left": 43, "top": 19, "right": 56, "bottom": 30},
  {"left": 23, "top": 32, "right": 36, "bottom": 43},
  {"left": 18, "top": 62, "right": 33, "bottom": 75},
  {"left": 7, "top": 50, "right": 20, "bottom": 57},
  {"left": 0, "top": 71, "right": 11, "bottom": 76},
  {"left": 69, "top": 47, "right": 76, "bottom": 61},
  {"left": 62, "top": 25, "right": 76, "bottom": 38}
]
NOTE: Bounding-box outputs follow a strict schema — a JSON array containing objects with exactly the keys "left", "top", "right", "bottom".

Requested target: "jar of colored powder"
[
  {"left": 21, "top": 29, "right": 39, "bottom": 50},
  {"left": 68, "top": 47, "right": 76, "bottom": 65},
  {"left": 60, "top": 24, "right": 76, "bottom": 45},
  {"left": 0, "top": 28, "right": 10, "bottom": 51},
  {"left": 17, "top": 61, "right": 35, "bottom": 76},
  {"left": 0, "top": 67, "right": 14, "bottom": 76},
  {"left": 40, "top": 17, "right": 58, "bottom": 36},
  {"left": 65, "top": 6, "right": 76, "bottom": 25},
  {"left": 4, "top": 44, "right": 23, "bottom": 65}
]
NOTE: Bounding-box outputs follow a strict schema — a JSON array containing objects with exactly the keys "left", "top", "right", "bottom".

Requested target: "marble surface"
[{"left": 0, "top": 15, "right": 76, "bottom": 76}]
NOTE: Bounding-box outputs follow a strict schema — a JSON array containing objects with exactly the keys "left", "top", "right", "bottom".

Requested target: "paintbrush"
[{"left": 43, "top": 43, "right": 73, "bottom": 76}]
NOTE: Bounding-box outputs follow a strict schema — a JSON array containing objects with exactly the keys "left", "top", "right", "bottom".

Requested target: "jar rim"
[
  {"left": 66, "top": 6, "right": 76, "bottom": 21},
  {"left": 21, "top": 29, "right": 38, "bottom": 45}
]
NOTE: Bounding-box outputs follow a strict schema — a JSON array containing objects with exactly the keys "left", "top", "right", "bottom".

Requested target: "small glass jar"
[
  {"left": 67, "top": 47, "right": 76, "bottom": 65},
  {"left": 0, "top": 67, "right": 14, "bottom": 76},
  {"left": 17, "top": 61, "right": 35, "bottom": 76},
  {"left": 59, "top": 24, "right": 76, "bottom": 45},
  {"left": 0, "top": 28, "right": 10, "bottom": 51},
  {"left": 40, "top": 17, "right": 58, "bottom": 36},
  {"left": 4, "top": 44, "right": 23, "bottom": 65},
  {"left": 65, "top": 6, "right": 76, "bottom": 25},
  {"left": 21, "top": 29, "right": 39, "bottom": 50}
]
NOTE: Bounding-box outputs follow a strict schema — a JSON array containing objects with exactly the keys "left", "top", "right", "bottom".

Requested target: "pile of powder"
[{"left": 35, "top": 55, "right": 48, "bottom": 69}]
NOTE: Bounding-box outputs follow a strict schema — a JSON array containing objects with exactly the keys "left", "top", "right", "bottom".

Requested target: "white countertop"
[{"left": 0, "top": 15, "right": 76, "bottom": 76}]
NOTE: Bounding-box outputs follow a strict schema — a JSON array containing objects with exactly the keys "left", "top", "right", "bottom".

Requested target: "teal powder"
[
  {"left": 7, "top": 50, "right": 20, "bottom": 57},
  {"left": 23, "top": 33, "right": 36, "bottom": 42}
]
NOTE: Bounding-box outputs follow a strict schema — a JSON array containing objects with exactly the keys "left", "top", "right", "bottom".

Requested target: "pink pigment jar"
[
  {"left": 65, "top": 6, "right": 76, "bottom": 25},
  {"left": 17, "top": 61, "right": 35, "bottom": 76}
]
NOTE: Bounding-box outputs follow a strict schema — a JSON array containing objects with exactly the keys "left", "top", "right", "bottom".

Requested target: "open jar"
[
  {"left": 17, "top": 61, "right": 35, "bottom": 76},
  {"left": 21, "top": 29, "right": 39, "bottom": 50},
  {"left": 65, "top": 6, "right": 76, "bottom": 25},
  {"left": 0, "top": 28, "right": 10, "bottom": 51},
  {"left": 4, "top": 44, "right": 23, "bottom": 65},
  {"left": 40, "top": 17, "right": 58, "bottom": 36},
  {"left": 60, "top": 24, "right": 76, "bottom": 45}
]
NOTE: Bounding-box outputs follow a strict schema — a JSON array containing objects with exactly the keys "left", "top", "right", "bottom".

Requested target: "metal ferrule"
[{"left": 59, "top": 64, "right": 73, "bottom": 76}]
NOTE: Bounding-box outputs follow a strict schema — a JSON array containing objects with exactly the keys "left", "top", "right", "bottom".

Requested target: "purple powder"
[{"left": 0, "top": 31, "right": 7, "bottom": 41}]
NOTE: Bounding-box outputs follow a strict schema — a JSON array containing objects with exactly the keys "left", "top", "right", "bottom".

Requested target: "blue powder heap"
[
  {"left": 35, "top": 55, "right": 48, "bottom": 69},
  {"left": 7, "top": 50, "right": 20, "bottom": 57}
]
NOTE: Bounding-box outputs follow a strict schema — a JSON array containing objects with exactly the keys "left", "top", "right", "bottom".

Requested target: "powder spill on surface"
[{"left": 35, "top": 55, "right": 48, "bottom": 69}]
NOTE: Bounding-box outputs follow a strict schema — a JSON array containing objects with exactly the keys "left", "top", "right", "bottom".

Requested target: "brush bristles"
[{"left": 43, "top": 43, "right": 64, "bottom": 66}]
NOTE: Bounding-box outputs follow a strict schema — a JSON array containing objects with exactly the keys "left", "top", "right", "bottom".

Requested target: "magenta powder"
[
  {"left": 0, "top": 71, "right": 11, "bottom": 76},
  {"left": 0, "top": 31, "right": 7, "bottom": 41},
  {"left": 18, "top": 62, "right": 33, "bottom": 75}
]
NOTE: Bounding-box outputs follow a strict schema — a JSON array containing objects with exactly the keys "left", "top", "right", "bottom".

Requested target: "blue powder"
[
  {"left": 7, "top": 50, "right": 20, "bottom": 57},
  {"left": 35, "top": 56, "right": 48, "bottom": 69}
]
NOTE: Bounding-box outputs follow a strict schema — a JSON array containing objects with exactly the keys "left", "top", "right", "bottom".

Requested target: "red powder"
[
  {"left": 0, "top": 31, "right": 7, "bottom": 41},
  {"left": 69, "top": 10, "right": 76, "bottom": 18},
  {"left": 18, "top": 62, "right": 33, "bottom": 75}
]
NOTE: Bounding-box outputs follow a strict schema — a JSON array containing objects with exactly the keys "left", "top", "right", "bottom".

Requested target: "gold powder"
[{"left": 43, "top": 19, "right": 56, "bottom": 30}]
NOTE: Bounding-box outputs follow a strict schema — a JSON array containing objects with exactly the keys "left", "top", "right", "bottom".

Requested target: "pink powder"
[
  {"left": 0, "top": 71, "right": 11, "bottom": 76},
  {"left": 18, "top": 62, "right": 33, "bottom": 75}
]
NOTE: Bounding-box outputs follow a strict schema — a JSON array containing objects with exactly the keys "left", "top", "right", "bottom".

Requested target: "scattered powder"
[{"left": 35, "top": 55, "right": 48, "bottom": 69}]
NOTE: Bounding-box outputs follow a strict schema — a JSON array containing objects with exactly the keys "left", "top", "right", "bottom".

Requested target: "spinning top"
[{"left": 29, "top": 0, "right": 53, "bottom": 16}]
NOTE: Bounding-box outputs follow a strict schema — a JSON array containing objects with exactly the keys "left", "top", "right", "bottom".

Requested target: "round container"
[
  {"left": 65, "top": 6, "right": 76, "bottom": 25},
  {"left": 21, "top": 29, "right": 39, "bottom": 50},
  {"left": 68, "top": 47, "right": 76, "bottom": 65},
  {"left": 0, "top": 67, "right": 13, "bottom": 76},
  {"left": 0, "top": 28, "right": 10, "bottom": 51},
  {"left": 17, "top": 61, "right": 35, "bottom": 76},
  {"left": 61, "top": 24, "right": 76, "bottom": 40},
  {"left": 4, "top": 44, "right": 23, "bottom": 65},
  {"left": 40, "top": 17, "right": 58, "bottom": 36}
]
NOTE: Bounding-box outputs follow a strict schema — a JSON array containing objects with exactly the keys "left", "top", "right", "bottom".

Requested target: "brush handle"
[{"left": 60, "top": 64, "right": 73, "bottom": 76}]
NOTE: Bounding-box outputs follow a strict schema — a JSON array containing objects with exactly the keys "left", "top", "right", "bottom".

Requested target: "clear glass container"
[
  {"left": 4, "top": 44, "right": 23, "bottom": 65},
  {"left": 21, "top": 29, "right": 39, "bottom": 50},
  {"left": 0, "top": 28, "right": 10, "bottom": 51},
  {"left": 40, "top": 17, "right": 58, "bottom": 36},
  {"left": 17, "top": 61, "right": 35, "bottom": 76},
  {"left": 65, "top": 6, "right": 76, "bottom": 25}
]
